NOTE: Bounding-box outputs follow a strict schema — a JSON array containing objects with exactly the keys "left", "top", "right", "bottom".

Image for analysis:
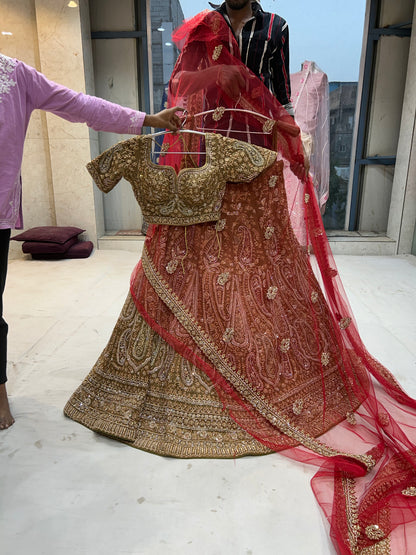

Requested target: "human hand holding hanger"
[{"left": 143, "top": 106, "right": 185, "bottom": 132}]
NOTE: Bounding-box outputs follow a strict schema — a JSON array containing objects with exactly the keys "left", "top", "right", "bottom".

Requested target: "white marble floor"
[{"left": 1, "top": 249, "right": 416, "bottom": 555}]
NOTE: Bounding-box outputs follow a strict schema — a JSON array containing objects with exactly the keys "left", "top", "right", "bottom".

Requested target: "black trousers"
[{"left": 0, "top": 229, "right": 10, "bottom": 384}]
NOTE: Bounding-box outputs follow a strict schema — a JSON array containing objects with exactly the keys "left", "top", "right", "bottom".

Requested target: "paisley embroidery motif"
[{"left": 217, "top": 272, "right": 230, "bottom": 286}]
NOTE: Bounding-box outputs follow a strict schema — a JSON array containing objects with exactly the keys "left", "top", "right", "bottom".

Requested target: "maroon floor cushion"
[
  {"left": 12, "top": 226, "right": 85, "bottom": 244},
  {"left": 31, "top": 241, "right": 94, "bottom": 260},
  {"left": 22, "top": 236, "right": 78, "bottom": 254}
]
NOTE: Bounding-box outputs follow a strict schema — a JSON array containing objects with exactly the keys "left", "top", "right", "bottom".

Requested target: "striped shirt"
[{"left": 215, "top": 2, "right": 294, "bottom": 115}]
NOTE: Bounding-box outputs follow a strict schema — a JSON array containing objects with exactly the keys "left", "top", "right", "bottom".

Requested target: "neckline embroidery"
[{"left": 0, "top": 54, "right": 17, "bottom": 104}]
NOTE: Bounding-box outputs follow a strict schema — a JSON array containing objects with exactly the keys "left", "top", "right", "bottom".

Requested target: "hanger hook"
[{"left": 180, "top": 109, "right": 188, "bottom": 129}]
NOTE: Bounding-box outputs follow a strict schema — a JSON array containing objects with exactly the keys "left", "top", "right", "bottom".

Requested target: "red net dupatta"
[{"left": 130, "top": 10, "right": 416, "bottom": 554}]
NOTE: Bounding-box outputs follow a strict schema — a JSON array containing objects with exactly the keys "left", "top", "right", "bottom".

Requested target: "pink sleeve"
[{"left": 20, "top": 61, "right": 145, "bottom": 134}]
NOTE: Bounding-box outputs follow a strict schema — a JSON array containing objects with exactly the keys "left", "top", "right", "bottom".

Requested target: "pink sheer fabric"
[
  {"left": 128, "top": 11, "right": 416, "bottom": 554},
  {"left": 291, "top": 61, "right": 330, "bottom": 210}
]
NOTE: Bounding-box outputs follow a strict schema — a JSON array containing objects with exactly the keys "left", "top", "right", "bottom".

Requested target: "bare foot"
[{"left": 0, "top": 383, "right": 14, "bottom": 429}]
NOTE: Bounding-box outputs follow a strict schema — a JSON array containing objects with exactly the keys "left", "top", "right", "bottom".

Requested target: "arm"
[{"left": 21, "top": 61, "right": 181, "bottom": 134}]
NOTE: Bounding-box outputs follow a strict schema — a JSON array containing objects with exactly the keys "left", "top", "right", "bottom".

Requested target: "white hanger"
[
  {"left": 144, "top": 113, "right": 208, "bottom": 155},
  {"left": 193, "top": 107, "right": 275, "bottom": 135}
]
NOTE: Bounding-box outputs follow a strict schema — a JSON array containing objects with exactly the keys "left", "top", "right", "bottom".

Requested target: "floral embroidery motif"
[
  {"left": 346, "top": 412, "right": 357, "bottom": 426},
  {"left": 339, "top": 317, "right": 351, "bottom": 330},
  {"left": 160, "top": 142, "right": 170, "bottom": 154},
  {"left": 217, "top": 272, "right": 230, "bottom": 286},
  {"left": 212, "top": 106, "right": 225, "bottom": 121},
  {"left": 292, "top": 399, "right": 303, "bottom": 416},
  {"left": 215, "top": 219, "right": 226, "bottom": 232},
  {"left": 311, "top": 291, "right": 319, "bottom": 303},
  {"left": 314, "top": 228, "right": 323, "bottom": 237},
  {"left": 365, "top": 524, "right": 385, "bottom": 540},
  {"left": 378, "top": 413, "right": 389, "bottom": 427},
  {"left": 280, "top": 338, "right": 290, "bottom": 353},
  {"left": 321, "top": 352, "right": 330, "bottom": 366},
  {"left": 269, "top": 175, "right": 278, "bottom": 188},
  {"left": 212, "top": 45, "right": 223, "bottom": 61},
  {"left": 304, "top": 193, "right": 310, "bottom": 204},
  {"left": 326, "top": 268, "right": 338, "bottom": 278},
  {"left": 0, "top": 54, "right": 17, "bottom": 103},
  {"left": 262, "top": 119, "right": 275, "bottom": 133},
  {"left": 166, "top": 259, "right": 179, "bottom": 274},
  {"left": 402, "top": 486, "right": 416, "bottom": 497},
  {"left": 222, "top": 328, "right": 234, "bottom": 343},
  {"left": 264, "top": 226, "right": 275, "bottom": 240},
  {"left": 211, "top": 17, "right": 221, "bottom": 34},
  {"left": 267, "top": 286, "right": 278, "bottom": 300}
]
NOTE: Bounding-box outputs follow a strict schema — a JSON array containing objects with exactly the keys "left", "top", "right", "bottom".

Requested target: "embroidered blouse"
[
  {"left": 87, "top": 133, "right": 277, "bottom": 226},
  {"left": 0, "top": 53, "right": 146, "bottom": 229}
]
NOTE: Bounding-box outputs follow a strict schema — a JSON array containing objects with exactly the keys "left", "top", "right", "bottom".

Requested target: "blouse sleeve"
[
  {"left": 218, "top": 136, "right": 277, "bottom": 183},
  {"left": 86, "top": 140, "right": 135, "bottom": 193}
]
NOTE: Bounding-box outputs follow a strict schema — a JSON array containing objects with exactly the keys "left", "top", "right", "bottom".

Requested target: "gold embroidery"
[
  {"left": 87, "top": 134, "right": 276, "bottom": 227},
  {"left": 212, "top": 44, "right": 223, "bottom": 61},
  {"left": 292, "top": 399, "right": 303, "bottom": 416},
  {"left": 340, "top": 317, "right": 352, "bottom": 330},
  {"left": 234, "top": 141, "right": 272, "bottom": 167},
  {"left": 342, "top": 476, "right": 361, "bottom": 552},
  {"left": 142, "top": 247, "right": 376, "bottom": 472},
  {"left": 378, "top": 413, "right": 389, "bottom": 427},
  {"left": 326, "top": 268, "right": 338, "bottom": 278},
  {"left": 217, "top": 272, "right": 230, "bottom": 286},
  {"left": 222, "top": 328, "right": 234, "bottom": 343},
  {"left": 360, "top": 538, "right": 391, "bottom": 554},
  {"left": 321, "top": 352, "right": 330, "bottom": 366},
  {"left": 215, "top": 219, "right": 226, "bottom": 232},
  {"left": 341, "top": 479, "right": 392, "bottom": 553},
  {"left": 280, "top": 338, "right": 291, "bottom": 353},
  {"left": 267, "top": 286, "right": 278, "bottom": 300},
  {"left": 264, "top": 226, "right": 275, "bottom": 240},
  {"left": 365, "top": 525, "right": 385, "bottom": 541},
  {"left": 166, "top": 259, "right": 179, "bottom": 274},
  {"left": 212, "top": 106, "right": 225, "bottom": 121},
  {"left": 160, "top": 142, "right": 170, "bottom": 155},
  {"left": 262, "top": 119, "right": 275, "bottom": 133},
  {"left": 211, "top": 17, "right": 221, "bottom": 34},
  {"left": 304, "top": 193, "right": 310, "bottom": 204},
  {"left": 269, "top": 175, "right": 278, "bottom": 188},
  {"left": 311, "top": 291, "right": 319, "bottom": 303},
  {"left": 346, "top": 412, "right": 357, "bottom": 425},
  {"left": 402, "top": 486, "right": 416, "bottom": 496}
]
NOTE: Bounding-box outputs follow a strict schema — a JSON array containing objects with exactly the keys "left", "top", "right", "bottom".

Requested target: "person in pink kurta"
[{"left": 0, "top": 52, "right": 182, "bottom": 429}]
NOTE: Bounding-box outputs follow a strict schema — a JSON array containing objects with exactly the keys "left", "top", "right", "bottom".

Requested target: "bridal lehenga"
[{"left": 65, "top": 11, "right": 416, "bottom": 554}]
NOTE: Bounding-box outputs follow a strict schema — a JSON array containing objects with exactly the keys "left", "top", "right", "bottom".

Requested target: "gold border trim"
[{"left": 342, "top": 476, "right": 392, "bottom": 554}]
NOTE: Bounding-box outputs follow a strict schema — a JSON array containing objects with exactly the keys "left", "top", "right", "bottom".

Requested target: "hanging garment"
[
  {"left": 65, "top": 10, "right": 416, "bottom": 555},
  {"left": 291, "top": 61, "right": 330, "bottom": 210}
]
